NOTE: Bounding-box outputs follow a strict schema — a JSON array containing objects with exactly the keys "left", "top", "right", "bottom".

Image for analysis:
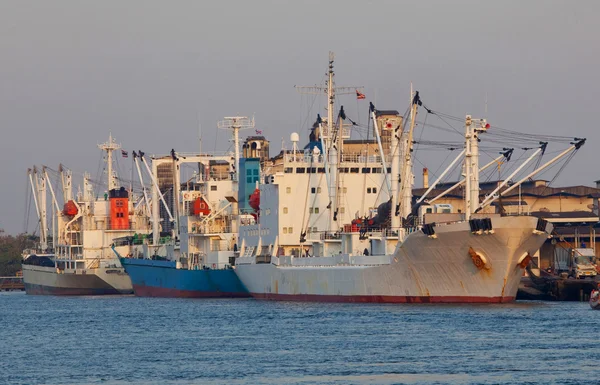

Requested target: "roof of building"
[
  {"left": 530, "top": 211, "right": 600, "bottom": 224},
  {"left": 490, "top": 200, "right": 528, "bottom": 206},
  {"left": 412, "top": 180, "right": 600, "bottom": 199},
  {"left": 375, "top": 110, "right": 400, "bottom": 117},
  {"left": 244, "top": 136, "right": 268, "bottom": 142}
]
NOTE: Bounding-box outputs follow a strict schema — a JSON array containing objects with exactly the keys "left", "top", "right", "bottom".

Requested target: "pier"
[
  {"left": 0, "top": 276, "right": 25, "bottom": 291},
  {"left": 518, "top": 267, "right": 599, "bottom": 301}
]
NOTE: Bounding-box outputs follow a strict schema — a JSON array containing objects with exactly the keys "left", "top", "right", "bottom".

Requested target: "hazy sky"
[{"left": 1, "top": 0, "right": 598, "bottom": 235}]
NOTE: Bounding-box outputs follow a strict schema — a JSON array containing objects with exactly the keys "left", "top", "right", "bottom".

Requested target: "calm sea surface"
[{"left": 1, "top": 292, "right": 598, "bottom": 385}]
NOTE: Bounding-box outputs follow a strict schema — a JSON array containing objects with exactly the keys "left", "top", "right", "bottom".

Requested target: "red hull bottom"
[
  {"left": 133, "top": 285, "right": 250, "bottom": 298},
  {"left": 251, "top": 293, "right": 516, "bottom": 303}
]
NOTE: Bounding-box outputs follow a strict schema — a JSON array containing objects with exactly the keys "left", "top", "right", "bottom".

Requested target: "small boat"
[{"left": 590, "top": 289, "right": 600, "bottom": 310}]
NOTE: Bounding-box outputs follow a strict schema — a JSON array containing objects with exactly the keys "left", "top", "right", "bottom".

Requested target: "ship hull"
[
  {"left": 236, "top": 216, "right": 551, "bottom": 303},
  {"left": 121, "top": 258, "right": 250, "bottom": 298},
  {"left": 22, "top": 264, "right": 133, "bottom": 295}
]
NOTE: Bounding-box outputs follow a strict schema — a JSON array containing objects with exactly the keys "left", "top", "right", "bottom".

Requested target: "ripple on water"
[{"left": 0, "top": 292, "right": 596, "bottom": 385}]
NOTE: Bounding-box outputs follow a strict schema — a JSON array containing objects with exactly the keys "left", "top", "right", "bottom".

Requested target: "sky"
[{"left": 1, "top": 0, "right": 598, "bottom": 235}]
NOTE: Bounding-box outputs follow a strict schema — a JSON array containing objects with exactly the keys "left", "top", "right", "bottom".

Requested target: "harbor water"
[{"left": 1, "top": 292, "right": 598, "bottom": 385}]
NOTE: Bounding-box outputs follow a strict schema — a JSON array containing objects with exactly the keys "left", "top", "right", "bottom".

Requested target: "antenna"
[
  {"left": 217, "top": 116, "right": 255, "bottom": 182},
  {"left": 485, "top": 91, "right": 488, "bottom": 116},
  {"left": 198, "top": 112, "right": 202, "bottom": 155},
  {"left": 294, "top": 52, "right": 363, "bottom": 143}
]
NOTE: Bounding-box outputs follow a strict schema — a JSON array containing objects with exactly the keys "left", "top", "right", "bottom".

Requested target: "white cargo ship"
[
  {"left": 235, "top": 52, "right": 583, "bottom": 303},
  {"left": 22, "top": 135, "right": 151, "bottom": 295}
]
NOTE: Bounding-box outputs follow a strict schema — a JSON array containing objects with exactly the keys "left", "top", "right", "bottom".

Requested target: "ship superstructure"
[
  {"left": 235, "top": 52, "right": 583, "bottom": 303},
  {"left": 118, "top": 117, "right": 251, "bottom": 298}
]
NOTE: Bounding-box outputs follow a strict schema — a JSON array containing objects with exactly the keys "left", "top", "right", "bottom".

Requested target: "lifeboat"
[
  {"left": 249, "top": 188, "right": 260, "bottom": 212},
  {"left": 63, "top": 200, "right": 78, "bottom": 216},
  {"left": 192, "top": 197, "right": 211, "bottom": 216}
]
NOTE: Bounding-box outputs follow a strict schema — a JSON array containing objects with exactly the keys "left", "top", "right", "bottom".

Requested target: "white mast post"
[
  {"left": 464, "top": 116, "right": 472, "bottom": 220},
  {"left": 28, "top": 168, "right": 41, "bottom": 229},
  {"left": 371, "top": 107, "right": 392, "bottom": 193},
  {"left": 44, "top": 166, "right": 61, "bottom": 250},
  {"left": 463, "top": 116, "right": 489, "bottom": 220},
  {"left": 33, "top": 167, "right": 48, "bottom": 251},
  {"left": 98, "top": 133, "right": 121, "bottom": 191},
  {"left": 59, "top": 164, "right": 73, "bottom": 203},
  {"left": 217, "top": 116, "right": 255, "bottom": 185},
  {"left": 400, "top": 86, "right": 418, "bottom": 222},
  {"left": 390, "top": 110, "right": 401, "bottom": 233}
]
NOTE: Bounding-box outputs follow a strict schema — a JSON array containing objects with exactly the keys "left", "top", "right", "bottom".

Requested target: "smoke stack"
[{"left": 423, "top": 168, "right": 429, "bottom": 189}]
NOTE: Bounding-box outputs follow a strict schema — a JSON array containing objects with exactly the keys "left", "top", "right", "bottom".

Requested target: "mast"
[
  {"left": 171, "top": 149, "right": 181, "bottom": 240},
  {"left": 327, "top": 52, "right": 335, "bottom": 152},
  {"left": 464, "top": 116, "right": 489, "bottom": 219},
  {"left": 59, "top": 164, "right": 73, "bottom": 203},
  {"left": 295, "top": 51, "right": 364, "bottom": 232},
  {"left": 390, "top": 109, "right": 401, "bottom": 231},
  {"left": 217, "top": 116, "right": 254, "bottom": 184},
  {"left": 44, "top": 166, "right": 60, "bottom": 248},
  {"left": 83, "top": 172, "right": 93, "bottom": 202},
  {"left": 98, "top": 133, "right": 121, "bottom": 191},
  {"left": 327, "top": 54, "right": 338, "bottom": 231},
  {"left": 33, "top": 167, "right": 48, "bottom": 251},
  {"left": 399, "top": 87, "right": 419, "bottom": 221},
  {"left": 371, "top": 105, "right": 391, "bottom": 192}
]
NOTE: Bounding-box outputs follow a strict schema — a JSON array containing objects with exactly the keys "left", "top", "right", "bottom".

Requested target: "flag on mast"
[
  {"left": 356, "top": 90, "right": 366, "bottom": 100},
  {"left": 121, "top": 150, "right": 128, "bottom": 158}
]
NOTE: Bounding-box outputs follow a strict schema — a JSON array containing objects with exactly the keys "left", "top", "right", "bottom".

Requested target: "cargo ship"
[
  {"left": 235, "top": 52, "right": 583, "bottom": 303},
  {"left": 117, "top": 118, "right": 253, "bottom": 298},
  {"left": 22, "top": 135, "right": 151, "bottom": 295}
]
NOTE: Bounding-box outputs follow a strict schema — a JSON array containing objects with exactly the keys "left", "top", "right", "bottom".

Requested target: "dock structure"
[{"left": 0, "top": 276, "right": 25, "bottom": 291}]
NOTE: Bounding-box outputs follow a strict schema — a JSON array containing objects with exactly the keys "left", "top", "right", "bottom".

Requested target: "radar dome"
[{"left": 290, "top": 132, "right": 300, "bottom": 143}]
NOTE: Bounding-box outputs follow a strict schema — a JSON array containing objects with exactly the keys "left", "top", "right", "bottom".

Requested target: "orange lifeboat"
[
  {"left": 192, "top": 197, "right": 211, "bottom": 216},
  {"left": 249, "top": 188, "right": 260, "bottom": 212},
  {"left": 63, "top": 200, "right": 78, "bottom": 216}
]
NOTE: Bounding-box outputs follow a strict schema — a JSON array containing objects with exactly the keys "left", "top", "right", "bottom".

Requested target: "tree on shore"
[{"left": 0, "top": 229, "right": 38, "bottom": 276}]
